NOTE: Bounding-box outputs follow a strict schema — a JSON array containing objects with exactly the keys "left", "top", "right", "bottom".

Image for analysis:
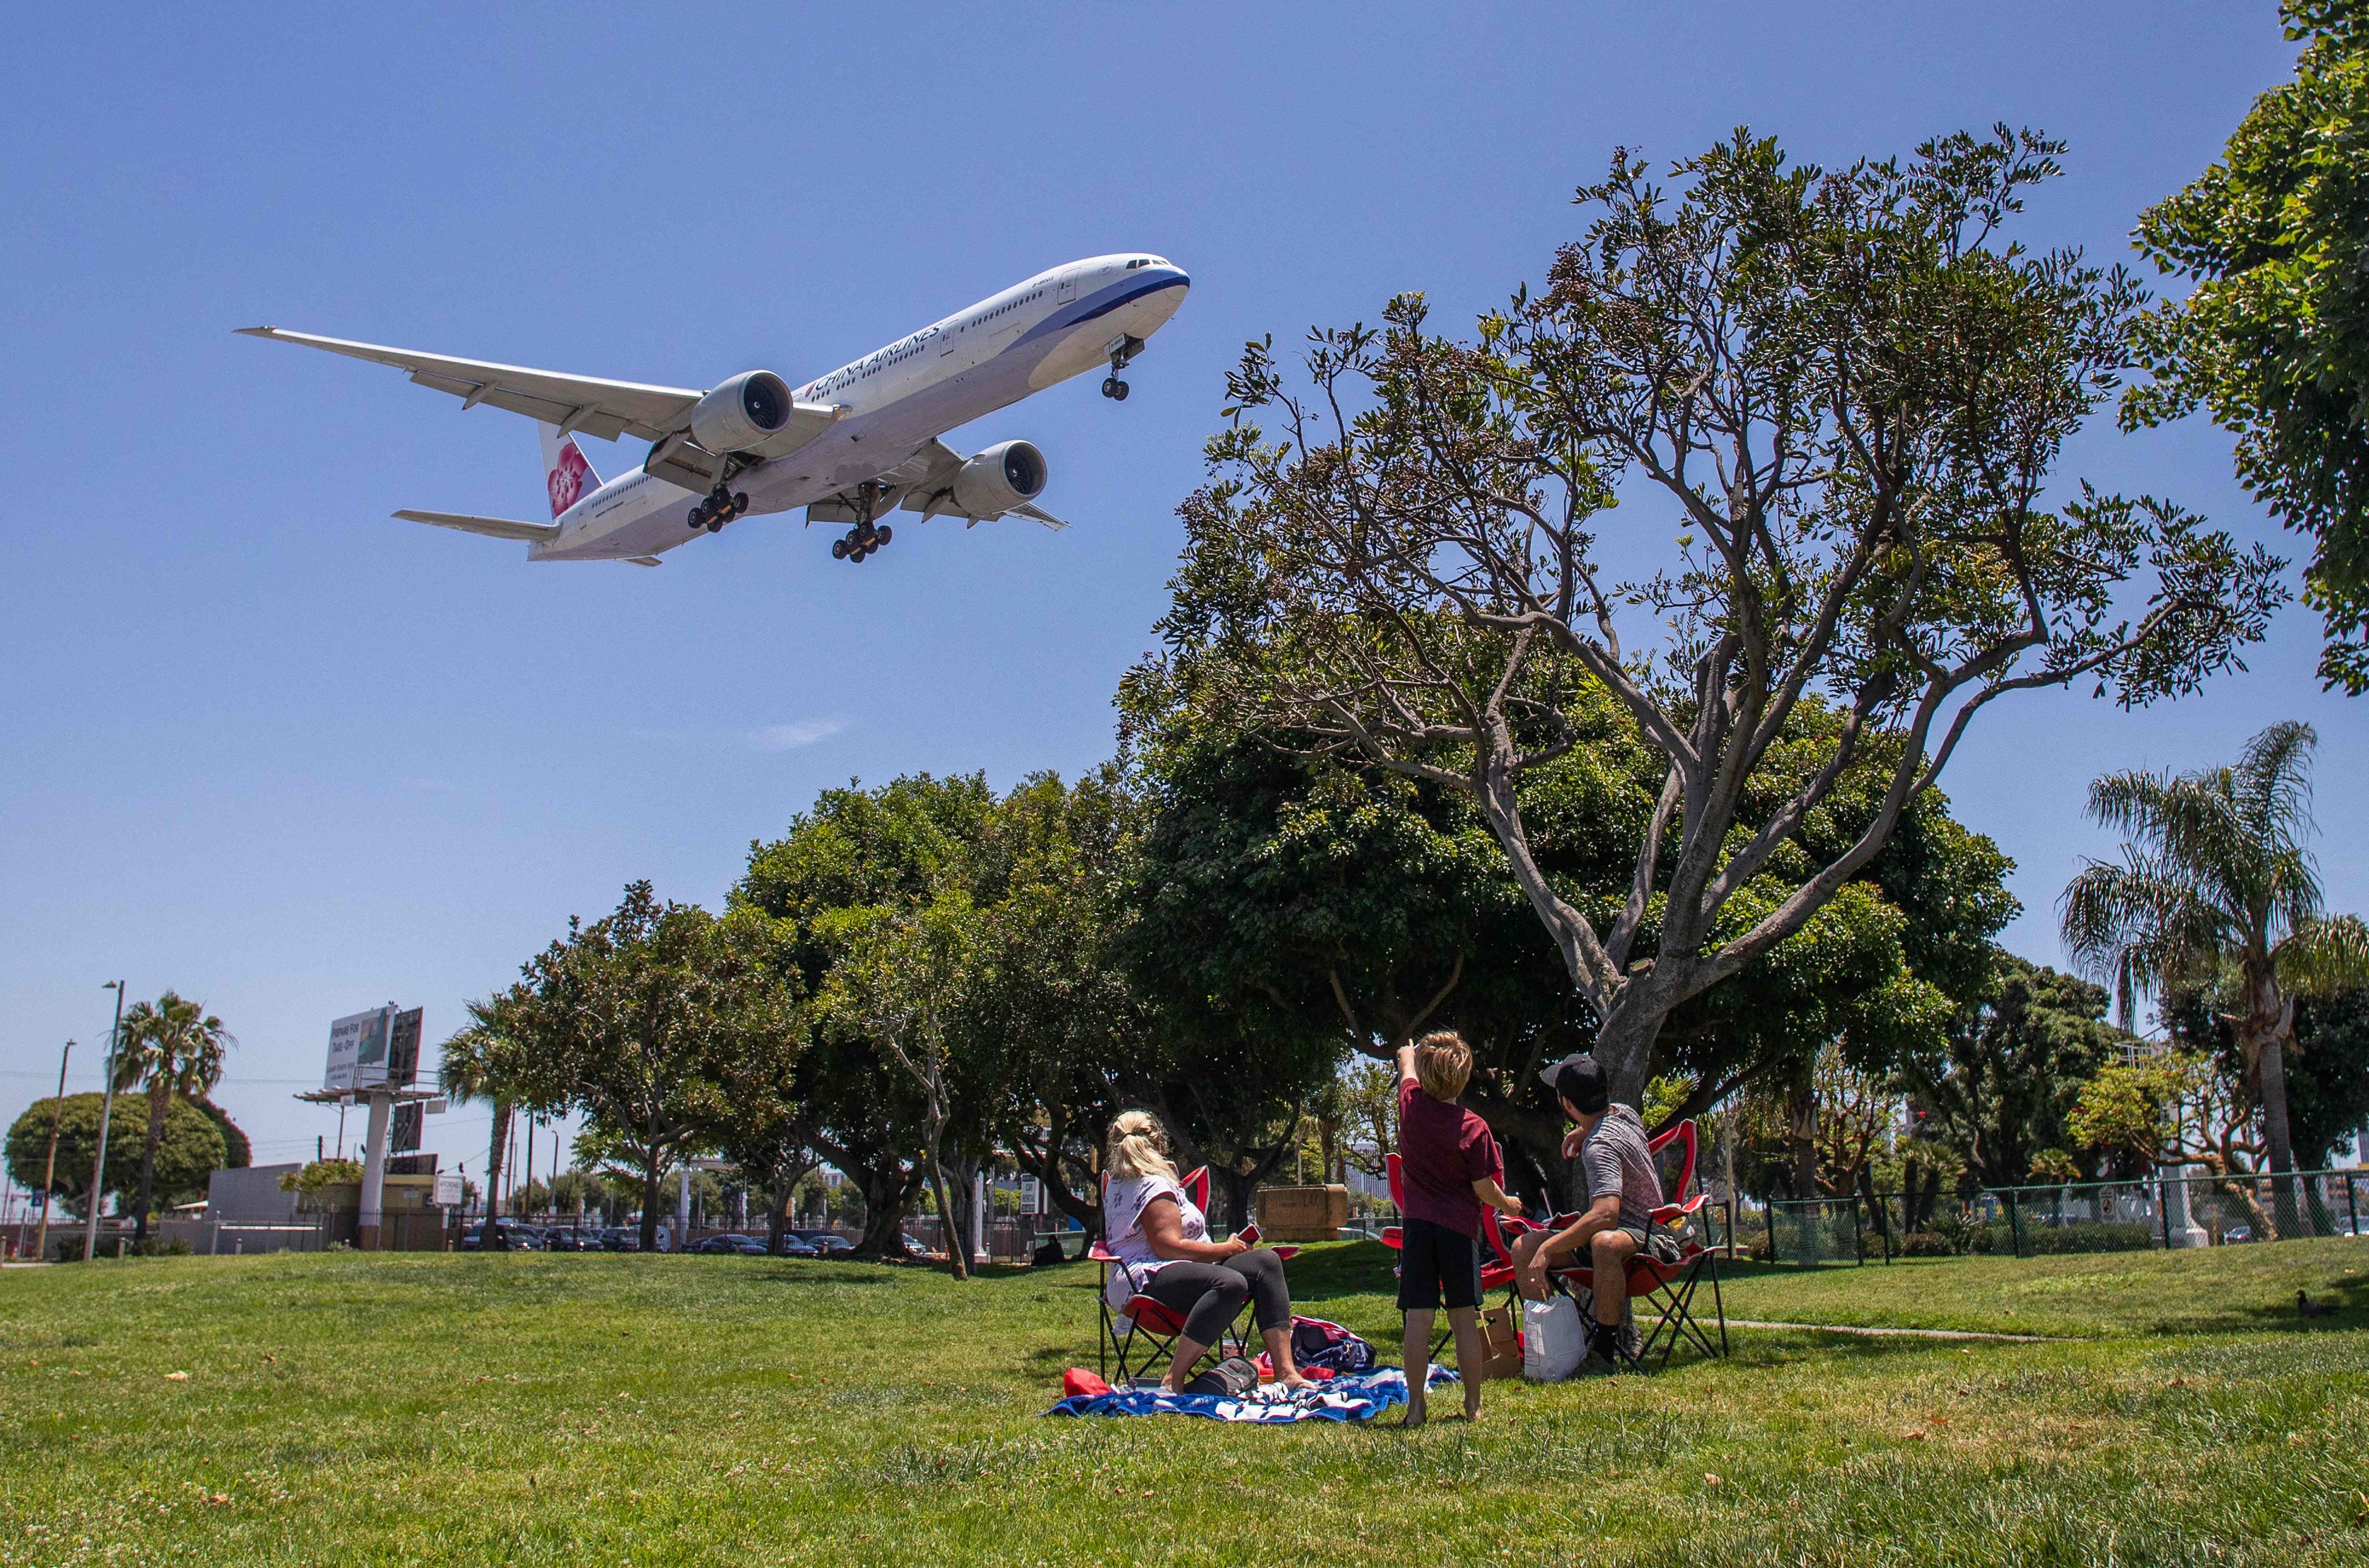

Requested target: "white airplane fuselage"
[{"left": 533, "top": 254, "right": 1189, "bottom": 561}]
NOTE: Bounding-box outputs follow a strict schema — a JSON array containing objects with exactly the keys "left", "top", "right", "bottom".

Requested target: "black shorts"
[{"left": 1397, "top": 1216, "right": 1484, "bottom": 1311}]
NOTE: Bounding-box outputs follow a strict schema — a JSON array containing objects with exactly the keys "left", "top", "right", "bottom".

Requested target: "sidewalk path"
[{"left": 1729, "top": 1318, "right": 2058, "bottom": 1342}]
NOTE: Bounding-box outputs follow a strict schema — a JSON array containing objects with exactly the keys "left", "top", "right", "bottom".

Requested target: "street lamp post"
[
  {"left": 33, "top": 1040, "right": 72, "bottom": 1263},
  {"left": 83, "top": 982, "right": 127, "bottom": 1263}
]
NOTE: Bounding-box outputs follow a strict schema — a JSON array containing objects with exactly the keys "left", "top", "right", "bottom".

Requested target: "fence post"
[
  {"left": 1764, "top": 1196, "right": 1776, "bottom": 1266},
  {"left": 2347, "top": 1173, "right": 2360, "bottom": 1239},
  {"left": 2158, "top": 1172, "right": 2173, "bottom": 1250},
  {"left": 1850, "top": 1196, "right": 1865, "bottom": 1267},
  {"left": 2006, "top": 1192, "right": 2024, "bottom": 1259}
]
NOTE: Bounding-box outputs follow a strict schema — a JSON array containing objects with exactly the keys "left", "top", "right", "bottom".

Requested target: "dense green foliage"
[
  {"left": 1899, "top": 954, "right": 2132, "bottom": 1188},
  {"left": 3, "top": 1092, "right": 225, "bottom": 1217},
  {"left": 1120, "top": 669, "right": 2017, "bottom": 1207},
  {"left": 2127, "top": 0, "right": 2369, "bottom": 689},
  {"left": 1148, "top": 127, "right": 2279, "bottom": 1109}
]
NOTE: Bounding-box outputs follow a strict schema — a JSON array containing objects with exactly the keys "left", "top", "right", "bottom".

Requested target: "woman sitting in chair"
[{"left": 1101, "top": 1109, "right": 1313, "bottom": 1392}]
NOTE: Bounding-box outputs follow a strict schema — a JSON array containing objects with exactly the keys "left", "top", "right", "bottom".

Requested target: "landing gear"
[
  {"left": 836, "top": 521, "right": 893, "bottom": 562},
  {"left": 686, "top": 486, "right": 753, "bottom": 533},
  {"left": 1101, "top": 333, "right": 1145, "bottom": 400},
  {"left": 827, "top": 481, "right": 896, "bottom": 563}
]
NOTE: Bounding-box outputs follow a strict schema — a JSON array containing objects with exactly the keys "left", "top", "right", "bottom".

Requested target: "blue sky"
[{"left": 2, "top": 2, "right": 2355, "bottom": 1175}]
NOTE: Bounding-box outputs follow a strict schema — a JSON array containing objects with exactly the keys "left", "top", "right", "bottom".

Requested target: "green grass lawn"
[{"left": 4, "top": 1239, "right": 2367, "bottom": 1567}]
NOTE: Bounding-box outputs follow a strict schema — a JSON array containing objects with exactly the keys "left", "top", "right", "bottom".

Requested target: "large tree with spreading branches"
[{"left": 1148, "top": 126, "right": 2285, "bottom": 1108}]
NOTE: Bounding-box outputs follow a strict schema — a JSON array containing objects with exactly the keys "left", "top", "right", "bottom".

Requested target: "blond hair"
[
  {"left": 1105, "top": 1109, "right": 1180, "bottom": 1183},
  {"left": 1413, "top": 1031, "right": 1473, "bottom": 1102}
]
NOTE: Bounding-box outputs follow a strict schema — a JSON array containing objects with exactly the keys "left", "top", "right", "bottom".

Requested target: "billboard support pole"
[{"left": 356, "top": 1006, "right": 395, "bottom": 1251}]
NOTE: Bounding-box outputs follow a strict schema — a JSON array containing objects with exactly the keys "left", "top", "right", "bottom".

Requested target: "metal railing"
[{"left": 1737, "top": 1167, "right": 2368, "bottom": 1266}]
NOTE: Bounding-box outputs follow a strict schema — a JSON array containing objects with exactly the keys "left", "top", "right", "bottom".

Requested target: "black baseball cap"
[{"left": 1539, "top": 1053, "right": 1609, "bottom": 1114}]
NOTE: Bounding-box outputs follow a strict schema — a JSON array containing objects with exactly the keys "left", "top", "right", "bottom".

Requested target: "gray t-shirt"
[{"left": 1579, "top": 1105, "right": 1664, "bottom": 1231}]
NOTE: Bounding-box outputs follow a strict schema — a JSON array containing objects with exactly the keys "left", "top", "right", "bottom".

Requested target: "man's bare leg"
[
  {"left": 1512, "top": 1230, "right": 1555, "bottom": 1301},
  {"left": 1446, "top": 1306, "right": 1484, "bottom": 1419},
  {"left": 1589, "top": 1229, "right": 1639, "bottom": 1357},
  {"left": 1401, "top": 1309, "right": 1434, "bottom": 1426}
]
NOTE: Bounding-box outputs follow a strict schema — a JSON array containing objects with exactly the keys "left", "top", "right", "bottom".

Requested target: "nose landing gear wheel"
[{"left": 1103, "top": 376, "right": 1132, "bottom": 400}]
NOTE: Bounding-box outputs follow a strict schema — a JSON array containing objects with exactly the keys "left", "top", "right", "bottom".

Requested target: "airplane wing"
[
  {"left": 392, "top": 509, "right": 561, "bottom": 543},
  {"left": 239, "top": 327, "right": 699, "bottom": 443}
]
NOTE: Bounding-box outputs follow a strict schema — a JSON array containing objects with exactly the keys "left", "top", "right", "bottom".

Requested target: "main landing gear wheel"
[
  {"left": 835, "top": 520, "right": 893, "bottom": 563},
  {"left": 688, "top": 487, "right": 752, "bottom": 532}
]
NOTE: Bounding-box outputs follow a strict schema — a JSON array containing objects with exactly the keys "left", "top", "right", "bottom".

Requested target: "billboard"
[
  {"left": 325, "top": 1010, "right": 385, "bottom": 1092},
  {"left": 386, "top": 1008, "right": 423, "bottom": 1088},
  {"left": 325, "top": 1005, "right": 424, "bottom": 1091},
  {"left": 391, "top": 1102, "right": 423, "bottom": 1153}
]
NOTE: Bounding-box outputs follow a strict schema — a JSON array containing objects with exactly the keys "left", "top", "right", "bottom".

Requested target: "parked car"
[
  {"left": 2221, "top": 1225, "right": 2254, "bottom": 1244},
  {"left": 538, "top": 1226, "right": 600, "bottom": 1252},
  {"left": 790, "top": 1230, "right": 855, "bottom": 1256},
  {"left": 898, "top": 1232, "right": 943, "bottom": 1261},
  {"left": 691, "top": 1233, "right": 769, "bottom": 1256},
  {"left": 597, "top": 1226, "right": 641, "bottom": 1252},
  {"left": 767, "top": 1234, "right": 820, "bottom": 1257},
  {"left": 460, "top": 1220, "right": 544, "bottom": 1252}
]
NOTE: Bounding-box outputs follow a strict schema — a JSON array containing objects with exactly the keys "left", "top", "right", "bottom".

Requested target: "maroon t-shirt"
[{"left": 1397, "top": 1077, "right": 1504, "bottom": 1237}]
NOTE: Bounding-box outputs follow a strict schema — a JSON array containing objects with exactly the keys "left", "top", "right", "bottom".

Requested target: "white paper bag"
[{"left": 1520, "top": 1294, "right": 1587, "bottom": 1382}]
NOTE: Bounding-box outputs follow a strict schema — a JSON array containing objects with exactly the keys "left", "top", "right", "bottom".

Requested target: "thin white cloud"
[{"left": 746, "top": 718, "right": 848, "bottom": 753}]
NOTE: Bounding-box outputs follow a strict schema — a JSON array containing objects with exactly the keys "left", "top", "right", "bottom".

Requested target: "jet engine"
[
  {"left": 689, "top": 370, "right": 792, "bottom": 454},
  {"left": 952, "top": 440, "right": 1049, "bottom": 516}
]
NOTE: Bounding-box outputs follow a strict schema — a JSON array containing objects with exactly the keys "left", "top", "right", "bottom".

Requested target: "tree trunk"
[
  {"left": 1591, "top": 993, "right": 1671, "bottom": 1109},
  {"left": 638, "top": 1150, "right": 664, "bottom": 1252},
  {"left": 133, "top": 1078, "right": 169, "bottom": 1242},
  {"left": 2256, "top": 1031, "right": 2302, "bottom": 1237},
  {"left": 947, "top": 1151, "right": 982, "bottom": 1275},
  {"left": 1790, "top": 1079, "right": 1820, "bottom": 1200},
  {"left": 923, "top": 1153, "right": 968, "bottom": 1281},
  {"left": 484, "top": 1100, "right": 512, "bottom": 1250},
  {"left": 849, "top": 1159, "right": 918, "bottom": 1258}
]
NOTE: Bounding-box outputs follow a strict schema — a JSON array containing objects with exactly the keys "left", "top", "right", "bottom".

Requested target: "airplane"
[{"left": 240, "top": 253, "right": 1189, "bottom": 566}]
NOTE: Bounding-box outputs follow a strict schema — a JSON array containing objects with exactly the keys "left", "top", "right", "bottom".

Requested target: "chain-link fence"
[
  {"left": 1736, "top": 1167, "right": 2368, "bottom": 1266},
  {"left": 1984, "top": 1168, "right": 2367, "bottom": 1256}
]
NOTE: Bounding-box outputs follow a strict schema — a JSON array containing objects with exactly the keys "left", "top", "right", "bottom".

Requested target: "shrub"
[{"left": 1899, "top": 1231, "right": 1955, "bottom": 1257}]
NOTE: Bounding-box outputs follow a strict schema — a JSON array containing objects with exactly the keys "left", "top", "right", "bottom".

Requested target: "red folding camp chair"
[
  {"left": 1092, "top": 1165, "right": 1273, "bottom": 1382},
  {"left": 1485, "top": 1119, "right": 1729, "bottom": 1372}
]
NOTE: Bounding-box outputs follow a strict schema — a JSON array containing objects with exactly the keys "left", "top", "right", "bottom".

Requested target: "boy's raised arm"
[
  {"left": 1470, "top": 1175, "right": 1524, "bottom": 1216},
  {"left": 1395, "top": 1041, "right": 1419, "bottom": 1087}
]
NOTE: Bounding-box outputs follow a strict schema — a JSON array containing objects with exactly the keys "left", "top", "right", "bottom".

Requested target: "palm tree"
[
  {"left": 2061, "top": 722, "right": 2369, "bottom": 1215},
  {"left": 110, "top": 991, "right": 235, "bottom": 1241},
  {"left": 440, "top": 991, "right": 536, "bottom": 1248}
]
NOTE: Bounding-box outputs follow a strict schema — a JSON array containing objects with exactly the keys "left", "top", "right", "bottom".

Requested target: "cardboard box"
[
  {"left": 1253, "top": 1185, "right": 1349, "bottom": 1241},
  {"left": 1480, "top": 1306, "right": 1524, "bottom": 1381}
]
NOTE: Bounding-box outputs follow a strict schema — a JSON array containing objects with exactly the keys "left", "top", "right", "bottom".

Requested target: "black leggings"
[{"left": 1140, "top": 1248, "right": 1292, "bottom": 1347}]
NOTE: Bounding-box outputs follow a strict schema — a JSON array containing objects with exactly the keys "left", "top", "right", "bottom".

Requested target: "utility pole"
[
  {"left": 83, "top": 982, "right": 126, "bottom": 1263},
  {"left": 33, "top": 1041, "right": 72, "bottom": 1263}
]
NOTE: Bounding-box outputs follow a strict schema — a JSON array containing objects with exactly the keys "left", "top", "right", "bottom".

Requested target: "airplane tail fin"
[{"left": 539, "top": 423, "right": 604, "bottom": 517}]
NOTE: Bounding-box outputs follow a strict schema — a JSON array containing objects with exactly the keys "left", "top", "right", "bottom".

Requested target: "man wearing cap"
[{"left": 1511, "top": 1054, "right": 1664, "bottom": 1373}]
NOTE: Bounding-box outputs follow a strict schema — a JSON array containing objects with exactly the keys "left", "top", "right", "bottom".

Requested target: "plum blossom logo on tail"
[{"left": 548, "top": 440, "right": 593, "bottom": 517}]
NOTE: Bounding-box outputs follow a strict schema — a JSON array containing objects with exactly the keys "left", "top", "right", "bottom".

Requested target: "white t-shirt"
[{"left": 1102, "top": 1171, "right": 1207, "bottom": 1309}]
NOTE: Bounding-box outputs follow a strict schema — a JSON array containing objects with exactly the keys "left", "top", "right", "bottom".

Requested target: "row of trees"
[{"left": 3, "top": 992, "right": 242, "bottom": 1235}]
